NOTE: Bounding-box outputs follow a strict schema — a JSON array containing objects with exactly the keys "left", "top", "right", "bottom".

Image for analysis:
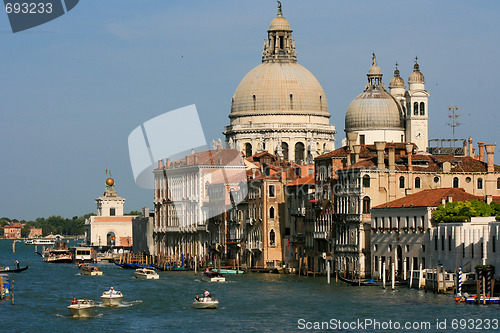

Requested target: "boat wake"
[
  {"left": 96, "top": 300, "right": 142, "bottom": 308},
  {"left": 55, "top": 313, "right": 104, "bottom": 319}
]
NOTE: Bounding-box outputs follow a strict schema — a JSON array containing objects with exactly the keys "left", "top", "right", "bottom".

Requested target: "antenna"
[{"left": 447, "top": 106, "right": 462, "bottom": 147}]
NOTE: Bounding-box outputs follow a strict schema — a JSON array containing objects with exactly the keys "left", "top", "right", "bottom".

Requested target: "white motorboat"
[
  {"left": 24, "top": 239, "right": 55, "bottom": 246},
  {"left": 192, "top": 296, "right": 219, "bottom": 309},
  {"left": 135, "top": 268, "right": 159, "bottom": 279},
  {"left": 67, "top": 299, "right": 95, "bottom": 317},
  {"left": 100, "top": 287, "right": 123, "bottom": 306},
  {"left": 201, "top": 271, "right": 225, "bottom": 282}
]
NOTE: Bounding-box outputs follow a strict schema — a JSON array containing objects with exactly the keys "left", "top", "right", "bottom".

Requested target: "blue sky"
[{"left": 1, "top": 0, "right": 499, "bottom": 220}]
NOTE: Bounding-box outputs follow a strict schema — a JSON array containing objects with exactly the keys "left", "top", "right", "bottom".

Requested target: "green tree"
[{"left": 433, "top": 200, "right": 496, "bottom": 223}]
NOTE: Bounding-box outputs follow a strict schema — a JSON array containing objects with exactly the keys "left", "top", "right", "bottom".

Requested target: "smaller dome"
[
  {"left": 408, "top": 63, "right": 425, "bottom": 83},
  {"left": 269, "top": 15, "right": 291, "bottom": 31},
  {"left": 389, "top": 69, "right": 405, "bottom": 88},
  {"left": 368, "top": 64, "right": 382, "bottom": 75}
]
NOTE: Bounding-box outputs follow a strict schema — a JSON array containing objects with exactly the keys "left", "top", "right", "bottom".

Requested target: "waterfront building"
[
  {"left": 28, "top": 226, "right": 42, "bottom": 239},
  {"left": 315, "top": 140, "right": 499, "bottom": 277},
  {"left": 224, "top": 6, "right": 336, "bottom": 162},
  {"left": 370, "top": 188, "right": 484, "bottom": 279},
  {"left": 85, "top": 178, "right": 135, "bottom": 249},
  {"left": 3, "top": 223, "right": 24, "bottom": 239},
  {"left": 152, "top": 148, "right": 246, "bottom": 264}
]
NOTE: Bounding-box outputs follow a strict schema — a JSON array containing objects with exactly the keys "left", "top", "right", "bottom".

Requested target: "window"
[
  {"left": 362, "top": 175, "right": 370, "bottom": 188},
  {"left": 245, "top": 143, "right": 252, "bottom": 158},
  {"left": 415, "top": 177, "right": 421, "bottom": 188},
  {"left": 449, "top": 236, "right": 452, "bottom": 251},
  {"left": 270, "top": 229, "right": 276, "bottom": 246},
  {"left": 399, "top": 176, "right": 405, "bottom": 188},
  {"left": 422, "top": 245, "right": 426, "bottom": 252},
  {"left": 269, "top": 206, "right": 275, "bottom": 219},
  {"left": 281, "top": 142, "right": 289, "bottom": 160},
  {"left": 434, "top": 235, "right": 438, "bottom": 251},
  {"left": 374, "top": 244, "right": 378, "bottom": 252},
  {"left": 498, "top": 178, "right": 500, "bottom": 189},
  {"left": 359, "top": 134, "right": 365, "bottom": 145},
  {"left": 414, "top": 102, "right": 418, "bottom": 115},
  {"left": 441, "top": 236, "right": 445, "bottom": 251},
  {"left": 421, "top": 257, "right": 425, "bottom": 269},
  {"left": 493, "top": 236, "right": 496, "bottom": 253},
  {"left": 420, "top": 102, "right": 425, "bottom": 115},
  {"left": 477, "top": 178, "right": 483, "bottom": 190},
  {"left": 362, "top": 197, "right": 371, "bottom": 214},
  {"left": 110, "top": 208, "right": 116, "bottom": 216},
  {"left": 252, "top": 94, "right": 256, "bottom": 110},
  {"left": 269, "top": 184, "right": 275, "bottom": 197},
  {"left": 405, "top": 245, "right": 410, "bottom": 252},
  {"left": 453, "top": 177, "right": 459, "bottom": 188},
  {"left": 295, "top": 142, "right": 305, "bottom": 163},
  {"left": 465, "top": 177, "right": 471, "bottom": 183},
  {"left": 434, "top": 176, "right": 440, "bottom": 183}
]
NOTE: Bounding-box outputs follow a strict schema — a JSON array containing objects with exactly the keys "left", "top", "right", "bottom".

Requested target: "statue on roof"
[
  {"left": 277, "top": 1, "right": 282, "bottom": 16},
  {"left": 372, "top": 53, "right": 377, "bottom": 66}
]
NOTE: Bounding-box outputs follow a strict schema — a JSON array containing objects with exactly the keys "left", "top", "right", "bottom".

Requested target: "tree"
[{"left": 433, "top": 200, "right": 496, "bottom": 223}]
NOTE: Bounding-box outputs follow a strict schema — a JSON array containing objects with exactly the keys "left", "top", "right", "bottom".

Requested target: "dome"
[
  {"left": 368, "top": 63, "right": 382, "bottom": 75},
  {"left": 345, "top": 89, "right": 403, "bottom": 131},
  {"left": 269, "top": 16, "right": 291, "bottom": 31},
  {"left": 230, "top": 62, "right": 329, "bottom": 117},
  {"left": 408, "top": 63, "right": 425, "bottom": 83},
  {"left": 389, "top": 69, "right": 405, "bottom": 88}
]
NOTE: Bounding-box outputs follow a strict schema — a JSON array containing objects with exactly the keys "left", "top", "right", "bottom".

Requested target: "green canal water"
[{"left": 1, "top": 239, "right": 498, "bottom": 332}]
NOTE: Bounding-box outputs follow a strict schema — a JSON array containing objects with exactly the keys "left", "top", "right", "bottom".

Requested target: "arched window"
[
  {"left": 295, "top": 142, "right": 305, "bottom": 163},
  {"left": 362, "top": 197, "right": 371, "bottom": 214},
  {"left": 420, "top": 102, "right": 425, "bottom": 115},
  {"left": 498, "top": 178, "right": 500, "bottom": 189},
  {"left": 414, "top": 102, "right": 419, "bottom": 115},
  {"left": 245, "top": 143, "right": 252, "bottom": 157},
  {"left": 269, "top": 229, "right": 276, "bottom": 246},
  {"left": 362, "top": 175, "right": 371, "bottom": 188},
  {"left": 399, "top": 176, "right": 405, "bottom": 188},
  {"left": 107, "top": 232, "right": 116, "bottom": 246},
  {"left": 252, "top": 94, "right": 256, "bottom": 110},
  {"left": 477, "top": 178, "right": 483, "bottom": 190},
  {"left": 290, "top": 93, "right": 293, "bottom": 110},
  {"left": 282, "top": 142, "right": 289, "bottom": 160},
  {"left": 453, "top": 177, "right": 459, "bottom": 188},
  {"left": 269, "top": 206, "right": 275, "bottom": 219},
  {"left": 415, "top": 177, "right": 421, "bottom": 189}
]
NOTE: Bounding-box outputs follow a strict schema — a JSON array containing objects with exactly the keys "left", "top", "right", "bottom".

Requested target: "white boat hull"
[
  {"left": 67, "top": 302, "right": 95, "bottom": 317},
  {"left": 101, "top": 295, "right": 123, "bottom": 306},
  {"left": 192, "top": 299, "right": 219, "bottom": 309},
  {"left": 201, "top": 275, "right": 225, "bottom": 282},
  {"left": 135, "top": 268, "right": 159, "bottom": 279}
]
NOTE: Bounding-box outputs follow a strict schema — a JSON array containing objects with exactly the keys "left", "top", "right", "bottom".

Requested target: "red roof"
[
  {"left": 373, "top": 188, "right": 483, "bottom": 209},
  {"left": 285, "top": 173, "right": 315, "bottom": 186}
]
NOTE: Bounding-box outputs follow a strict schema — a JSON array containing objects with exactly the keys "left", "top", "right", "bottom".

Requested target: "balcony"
[
  {"left": 313, "top": 231, "right": 329, "bottom": 239},
  {"left": 291, "top": 207, "right": 306, "bottom": 216}
]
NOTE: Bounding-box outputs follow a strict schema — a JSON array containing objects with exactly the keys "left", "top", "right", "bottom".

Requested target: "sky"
[{"left": 1, "top": 0, "right": 499, "bottom": 221}]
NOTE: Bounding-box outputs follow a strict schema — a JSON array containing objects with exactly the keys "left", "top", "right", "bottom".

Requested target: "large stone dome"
[
  {"left": 345, "top": 89, "right": 403, "bottom": 130},
  {"left": 230, "top": 62, "right": 329, "bottom": 118}
]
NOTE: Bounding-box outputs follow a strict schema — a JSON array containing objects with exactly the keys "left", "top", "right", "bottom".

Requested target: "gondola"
[
  {"left": 337, "top": 273, "right": 407, "bottom": 286},
  {"left": 0, "top": 265, "right": 28, "bottom": 273}
]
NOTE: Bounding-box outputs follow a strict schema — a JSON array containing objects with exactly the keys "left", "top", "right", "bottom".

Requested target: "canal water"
[{"left": 1, "top": 239, "right": 498, "bottom": 332}]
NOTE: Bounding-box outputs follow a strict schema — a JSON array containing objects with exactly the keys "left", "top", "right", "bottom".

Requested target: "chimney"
[
  {"left": 353, "top": 145, "right": 361, "bottom": 164},
  {"left": 194, "top": 155, "right": 198, "bottom": 165},
  {"left": 447, "top": 195, "right": 453, "bottom": 203},
  {"left": 485, "top": 144, "right": 496, "bottom": 173},
  {"left": 374, "top": 141, "right": 386, "bottom": 170},
  {"left": 405, "top": 144, "right": 413, "bottom": 172},
  {"left": 158, "top": 160, "right": 163, "bottom": 168},
  {"left": 347, "top": 132, "right": 358, "bottom": 151},
  {"left": 468, "top": 137, "right": 474, "bottom": 157},
  {"left": 441, "top": 196, "right": 446, "bottom": 206},
  {"left": 478, "top": 142, "right": 485, "bottom": 162},
  {"left": 346, "top": 148, "right": 352, "bottom": 166},
  {"left": 388, "top": 147, "right": 396, "bottom": 170},
  {"left": 462, "top": 140, "right": 468, "bottom": 156}
]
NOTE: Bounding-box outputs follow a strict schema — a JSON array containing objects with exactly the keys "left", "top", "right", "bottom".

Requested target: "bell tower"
[{"left": 405, "top": 58, "right": 430, "bottom": 152}]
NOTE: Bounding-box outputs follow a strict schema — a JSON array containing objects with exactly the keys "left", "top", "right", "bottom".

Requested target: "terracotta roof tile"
[{"left": 285, "top": 173, "right": 315, "bottom": 186}]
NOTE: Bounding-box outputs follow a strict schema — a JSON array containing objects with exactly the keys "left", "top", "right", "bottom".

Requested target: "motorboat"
[
  {"left": 67, "top": 299, "right": 95, "bottom": 317},
  {"left": 192, "top": 296, "right": 219, "bottom": 309},
  {"left": 202, "top": 271, "right": 225, "bottom": 282},
  {"left": 79, "top": 264, "right": 103, "bottom": 276},
  {"left": 135, "top": 268, "right": 159, "bottom": 279},
  {"left": 100, "top": 288, "right": 123, "bottom": 306},
  {"left": 43, "top": 242, "right": 72, "bottom": 263},
  {"left": 211, "top": 268, "right": 244, "bottom": 274}
]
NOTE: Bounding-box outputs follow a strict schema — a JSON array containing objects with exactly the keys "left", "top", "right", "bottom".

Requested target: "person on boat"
[
  {"left": 109, "top": 287, "right": 114, "bottom": 295},
  {"left": 204, "top": 289, "right": 210, "bottom": 298},
  {"left": 194, "top": 294, "right": 200, "bottom": 302},
  {"left": 205, "top": 268, "right": 210, "bottom": 274},
  {"left": 71, "top": 297, "right": 78, "bottom": 304},
  {"left": 83, "top": 298, "right": 87, "bottom": 304},
  {"left": 14, "top": 260, "right": 19, "bottom": 269}
]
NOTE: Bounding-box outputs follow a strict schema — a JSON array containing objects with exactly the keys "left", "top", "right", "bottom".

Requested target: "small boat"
[
  {"left": 211, "top": 268, "right": 244, "bottom": 274},
  {"left": 100, "top": 287, "right": 123, "bottom": 306},
  {"left": 202, "top": 271, "right": 225, "bottom": 282},
  {"left": 338, "top": 274, "right": 407, "bottom": 287},
  {"left": 67, "top": 299, "right": 95, "bottom": 317},
  {"left": 43, "top": 242, "right": 73, "bottom": 263},
  {"left": 0, "top": 265, "right": 28, "bottom": 273},
  {"left": 1, "top": 274, "right": 11, "bottom": 299},
  {"left": 79, "top": 264, "right": 103, "bottom": 276},
  {"left": 455, "top": 293, "right": 500, "bottom": 304},
  {"left": 134, "top": 268, "right": 159, "bottom": 279},
  {"left": 192, "top": 296, "right": 219, "bottom": 309}
]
